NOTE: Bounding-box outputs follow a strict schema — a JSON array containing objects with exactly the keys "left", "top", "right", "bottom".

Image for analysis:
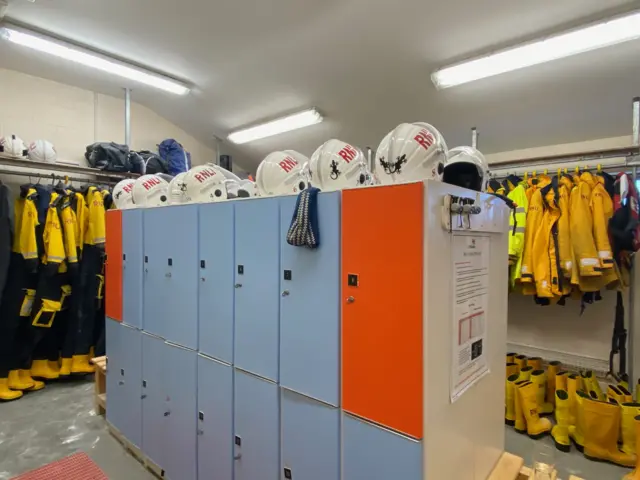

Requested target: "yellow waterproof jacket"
[
  {"left": 570, "top": 173, "right": 601, "bottom": 277},
  {"left": 520, "top": 177, "right": 550, "bottom": 285},
  {"left": 507, "top": 183, "right": 528, "bottom": 286},
  {"left": 72, "top": 191, "right": 88, "bottom": 255},
  {"left": 590, "top": 175, "right": 614, "bottom": 269},
  {"left": 42, "top": 193, "right": 66, "bottom": 271},
  {"left": 55, "top": 193, "right": 78, "bottom": 267},
  {"left": 16, "top": 188, "right": 39, "bottom": 271},
  {"left": 557, "top": 176, "right": 574, "bottom": 281},
  {"left": 85, "top": 187, "right": 106, "bottom": 246}
]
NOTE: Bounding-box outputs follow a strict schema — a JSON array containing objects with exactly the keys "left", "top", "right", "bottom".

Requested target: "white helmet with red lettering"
[
  {"left": 309, "top": 139, "right": 374, "bottom": 191},
  {"left": 374, "top": 122, "right": 447, "bottom": 185},
  {"left": 112, "top": 179, "right": 136, "bottom": 209},
  {"left": 168, "top": 172, "right": 189, "bottom": 204},
  {"left": 132, "top": 174, "right": 170, "bottom": 207},
  {"left": 0, "top": 134, "right": 27, "bottom": 158},
  {"left": 256, "top": 150, "right": 309, "bottom": 196},
  {"left": 443, "top": 146, "right": 489, "bottom": 192},
  {"left": 183, "top": 165, "right": 228, "bottom": 203}
]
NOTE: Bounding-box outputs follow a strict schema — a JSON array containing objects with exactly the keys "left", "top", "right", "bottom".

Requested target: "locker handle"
[
  {"left": 164, "top": 411, "right": 171, "bottom": 417},
  {"left": 197, "top": 429, "right": 204, "bottom": 436},
  {"left": 346, "top": 296, "right": 355, "bottom": 303},
  {"left": 234, "top": 452, "right": 242, "bottom": 460},
  {"left": 281, "top": 290, "right": 290, "bottom": 297},
  {"left": 141, "top": 394, "right": 147, "bottom": 399},
  {"left": 234, "top": 283, "right": 242, "bottom": 288},
  {"left": 118, "top": 381, "right": 124, "bottom": 386},
  {"left": 165, "top": 272, "right": 172, "bottom": 278}
]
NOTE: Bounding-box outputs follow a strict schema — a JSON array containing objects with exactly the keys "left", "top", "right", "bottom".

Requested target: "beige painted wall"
[{"left": 0, "top": 68, "right": 214, "bottom": 169}]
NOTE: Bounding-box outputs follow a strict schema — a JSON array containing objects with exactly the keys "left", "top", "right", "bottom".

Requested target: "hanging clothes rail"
[{"left": 0, "top": 169, "right": 120, "bottom": 186}]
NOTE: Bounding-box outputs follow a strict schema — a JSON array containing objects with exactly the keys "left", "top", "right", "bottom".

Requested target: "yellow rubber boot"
[
  {"left": 607, "top": 385, "right": 625, "bottom": 404},
  {"left": 89, "top": 346, "right": 95, "bottom": 360},
  {"left": 31, "top": 360, "right": 60, "bottom": 380},
  {"left": 552, "top": 390, "right": 571, "bottom": 452},
  {"left": 518, "top": 366, "right": 533, "bottom": 382},
  {"left": 8, "top": 369, "right": 34, "bottom": 390},
  {"left": 514, "top": 381, "right": 528, "bottom": 434},
  {"left": 624, "top": 415, "right": 640, "bottom": 480},
  {"left": 21, "top": 370, "right": 45, "bottom": 391},
  {"left": 569, "top": 391, "right": 588, "bottom": 452},
  {"left": 518, "top": 381, "right": 552, "bottom": 439},
  {"left": 531, "top": 369, "right": 554, "bottom": 415},
  {"left": 546, "top": 361, "right": 561, "bottom": 406},
  {"left": 514, "top": 355, "right": 527, "bottom": 370},
  {"left": 583, "top": 397, "right": 636, "bottom": 467},
  {"left": 567, "top": 374, "right": 583, "bottom": 426},
  {"left": 582, "top": 371, "right": 603, "bottom": 400},
  {"left": 506, "top": 363, "right": 519, "bottom": 378},
  {"left": 505, "top": 374, "right": 519, "bottom": 426},
  {"left": 0, "top": 378, "right": 23, "bottom": 401},
  {"left": 71, "top": 355, "right": 95, "bottom": 374},
  {"left": 48, "top": 360, "right": 60, "bottom": 376},
  {"left": 506, "top": 353, "right": 516, "bottom": 364},
  {"left": 620, "top": 385, "right": 634, "bottom": 403},
  {"left": 621, "top": 403, "right": 640, "bottom": 455},
  {"left": 527, "top": 357, "right": 543, "bottom": 370},
  {"left": 59, "top": 358, "right": 72, "bottom": 376},
  {"left": 555, "top": 371, "right": 568, "bottom": 393}
]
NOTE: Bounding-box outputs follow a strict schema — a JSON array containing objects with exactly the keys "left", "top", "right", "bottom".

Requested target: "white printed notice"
[{"left": 451, "top": 235, "right": 490, "bottom": 403}]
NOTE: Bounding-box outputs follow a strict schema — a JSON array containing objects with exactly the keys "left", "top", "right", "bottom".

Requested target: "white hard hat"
[
  {"left": 374, "top": 122, "right": 447, "bottom": 185},
  {"left": 28, "top": 140, "right": 57, "bottom": 163},
  {"left": 443, "top": 146, "right": 489, "bottom": 192},
  {"left": 112, "top": 179, "right": 136, "bottom": 210},
  {"left": 256, "top": 150, "right": 310, "bottom": 196},
  {"left": 132, "top": 174, "right": 170, "bottom": 207},
  {"left": 0, "top": 135, "right": 27, "bottom": 158},
  {"left": 183, "top": 165, "right": 227, "bottom": 203},
  {"left": 309, "top": 139, "right": 374, "bottom": 191},
  {"left": 168, "top": 172, "right": 189, "bottom": 204},
  {"left": 238, "top": 179, "right": 257, "bottom": 197}
]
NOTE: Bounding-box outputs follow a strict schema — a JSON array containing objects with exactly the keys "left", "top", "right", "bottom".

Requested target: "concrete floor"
[
  {"left": 0, "top": 380, "right": 634, "bottom": 480},
  {"left": 505, "top": 426, "right": 632, "bottom": 480},
  {"left": 0, "top": 379, "right": 153, "bottom": 480}
]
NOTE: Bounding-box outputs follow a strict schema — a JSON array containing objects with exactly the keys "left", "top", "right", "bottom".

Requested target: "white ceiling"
[{"left": 1, "top": 0, "right": 640, "bottom": 171}]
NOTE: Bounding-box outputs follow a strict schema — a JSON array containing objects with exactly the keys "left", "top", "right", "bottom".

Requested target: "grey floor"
[
  {"left": 0, "top": 379, "right": 153, "bottom": 480},
  {"left": 0, "top": 380, "right": 634, "bottom": 480},
  {"left": 505, "top": 426, "right": 631, "bottom": 479}
]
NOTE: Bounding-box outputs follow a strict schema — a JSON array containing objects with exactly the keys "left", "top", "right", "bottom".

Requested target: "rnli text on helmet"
[
  {"left": 142, "top": 177, "right": 162, "bottom": 190},
  {"left": 415, "top": 129, "right": 435, "bottom": 151},
  {"left": 338, "top": 145, "right": 358, "bottom": 163},
  {"left": 194, "top": 168, "right": 218, "bottom": 183},
  {"left": 279, "top": 156, "right": 299, "bottom": 173},
  {"left": 123, "top": 183, "right": 133, "bottom": 193}
]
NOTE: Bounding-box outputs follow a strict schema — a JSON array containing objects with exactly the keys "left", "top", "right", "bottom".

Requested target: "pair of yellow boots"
[
  {"left": 506, "top": 372, "right": 554, "bottom": 439},
  {"left": 0, "top": 370, "right": 45, "bottom": 401},
  {"left": 30, "top": 354, "right": 95, "bottom": 380}
]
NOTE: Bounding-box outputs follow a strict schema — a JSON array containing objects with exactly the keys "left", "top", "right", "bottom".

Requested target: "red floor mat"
[{"left": 12, "top": 452, "right": 108, "bottom": 480}]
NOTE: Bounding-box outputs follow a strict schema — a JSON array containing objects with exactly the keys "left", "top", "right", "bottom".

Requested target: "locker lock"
[
  {"left": 281, "top": 290, "right": 290, "bottom": 297},
  {"left": 346, "top": 296, "right": 355, "bottom": 304},
  {"left": 199, "top": 411, "right": 204, "bottom": 421},
  {"left": 235, "top": 283, "right": 242, "bottom": 289},
  {"left": 284, "top": 468, "right": 293, "bottom": 479},
  {"left": 168, "top": 258, "right": 173, "bottom": 266}
]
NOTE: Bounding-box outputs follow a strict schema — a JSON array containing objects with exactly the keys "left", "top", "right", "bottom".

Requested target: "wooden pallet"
[
  {"left": 488, "top": 452, "right": 585, "bottom": 480},
  {"left": 90, "top": 356, "right": 107, "bottom": 417},
  {"left": 107, "top": 422, "right": 165, "bottom": 479}
]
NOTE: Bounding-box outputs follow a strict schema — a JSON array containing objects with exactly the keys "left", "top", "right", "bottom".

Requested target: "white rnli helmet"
[
  {"left": 28, "top": 140, "right": 57, "bottom": 163},
  {"left": 256, "top": 151, "right": 309, "bottom": 196},
  {"left": 183, "top": 165, "right": 227, "bottom": 203},
  {"left": 309, "top": 139, "right": 374, "bottom": 191},
  {"left": 238, "top": 179, "right": 257, "bottom": 197},
  {"left": 443, "top": 146, "right": 489, "bottom": 192},
  {"left": 0, "top": 135, "right": 27, "bottom": 158},
  {"left": 132, "top": 174, "right": 170, "bottom": 207},
  {"left": 112, "top": 179, "right": 136, "bottom": 210},
  {"left": 168, "top": 172, "right": 189, "bottom": 204},
  {"left": 374, "top": 122, "right": 447, "bottom": 185}
]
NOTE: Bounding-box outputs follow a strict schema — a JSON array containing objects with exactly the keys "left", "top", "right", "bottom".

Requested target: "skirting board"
[{"left": 507, "top": 342, "right": 609, "bottom": 377}]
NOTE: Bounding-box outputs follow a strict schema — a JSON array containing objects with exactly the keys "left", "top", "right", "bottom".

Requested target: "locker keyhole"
[
  {"left": 235, "top": 435, "right": 242, "bottom": 446},
  {"left": 283, "top": 270, "right": 292, "bottom": 281},
  {"left": 284, "top": 468, "right": 293, "bottom": 479},
  {"left": 199, "top": 411, "right": 204, "bottom": 421},
  {"left": 144, "top": 256, "right": 148, "bottom": 263},
  {"left": 237, "top": 265, "right": 244, "bottom": 275},
  {"left": 200, "top": 260, "right": 206, "bottom": 269},
  {"left": 123, "top": 253, "right": 126, "bottom": 261},
  {"left": 120, "top": 368, "right": 124, "bottom": 376},
  {"left": 168, "top": 258, "right": 173, "bottom": 266}
]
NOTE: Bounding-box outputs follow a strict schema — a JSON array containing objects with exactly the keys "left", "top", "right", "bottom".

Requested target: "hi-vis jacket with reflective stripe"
[
  {"left": 507, "top": 183, "right": 528, "bottom": 286},
  {"left": 591, "top": 174, "right": 614, "bottom": 269},
  {"left": 42, "top": 192, "right": 66, "bottom": 270},
  {"left": 570, "top": 172, "right": 602, "bottom": 278},
  {"left": 85, "top": 186, "right": 106, "bottom": 247},
  {"left": 520, "top": 176, "right": 551, "bottom": 285},
  {"left": 16, "top": 188, "right": 39, "bottom": 272}
]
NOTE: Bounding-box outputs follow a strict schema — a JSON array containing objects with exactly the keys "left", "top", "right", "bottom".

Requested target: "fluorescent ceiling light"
[
  {"left": 228, "top": 109, "right": 323, "bottom": 144},
  {"left": 0, "top": 25, "right": 190, "bottom": 95},
  {"left": 432, "top": 10, "right": 640, "bottom": 89}
]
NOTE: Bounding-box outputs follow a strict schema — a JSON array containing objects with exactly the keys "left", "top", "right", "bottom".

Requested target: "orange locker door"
[
  {"left": 105, "top": 209, "right": 123, "bottom": 322},
  {"left": 342, "top": 183, "right": 424, "bottom": 439}
]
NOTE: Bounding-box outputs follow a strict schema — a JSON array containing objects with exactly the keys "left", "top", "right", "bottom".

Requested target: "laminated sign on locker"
[{"left": 279, "top": 193, "right": 341, "bottom": 407}]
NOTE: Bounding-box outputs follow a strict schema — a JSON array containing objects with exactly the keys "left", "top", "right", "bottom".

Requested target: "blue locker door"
[
  {"left": 143, "top": 209, "right": 167, "bottom": 338},
  {"left": 279, "top": 193, "right": 341, "bottom": 406},
  {"left": 234, "top": 370, "right": 279, "bottom": 480},
  {"left": 163, "top": 205, "right": 199, "bottom": 349},
  {"left": 122, "top": 209, "right": 144, "bottom": 328},
  {"left": 141, "top": 333, "right": 167, "bottom": 469},
  {"left": 234, "top": 198, "right": 280, "bottom": 381},
  {"left": 120, "top": 325, "right": 143, "bottom": 449},
  {"left": 198, "top": 203, "right": 235, "bottom": 363},
  {"left": 105, "top": 320, "right": 124, "bottom": 433},
  {"left": 281, "top": 389, "right": 340, "bottom": 480},
  {"left": 164, "top": 343, "right": 197, "bottom": 480},
  {"left": 343, "top": 414, "right": 422, "bottom": 480},
  {"left": 197, "top": 355, "right": 233, "bottom": 480}
]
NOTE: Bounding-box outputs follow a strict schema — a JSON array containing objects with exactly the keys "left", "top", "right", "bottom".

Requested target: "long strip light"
[
  {"left": 432, "top": 10, "right": 640, "bottom": 89},
  {"left": 0, "top": 25, "right": 190, "bottom": 95},
  {"left": 228, "top": 109, "right": 323, "bottom": 144}
]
